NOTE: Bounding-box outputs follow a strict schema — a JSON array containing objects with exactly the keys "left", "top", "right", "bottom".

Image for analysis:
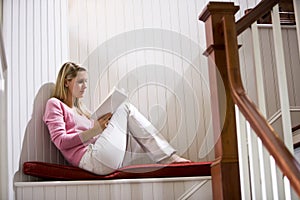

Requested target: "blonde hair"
[{"left": 53, "top": 62, "right": 91, "bottom": 118}]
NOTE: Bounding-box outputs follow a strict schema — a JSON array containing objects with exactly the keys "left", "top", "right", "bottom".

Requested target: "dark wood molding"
[
  {"left": 294, "top": 142, "right": 300, "bottom": 149},
  {"left": 292, "top": 124, "right": 300, "bottom": 133},
  {"left": 222, "top": 6, "right": 300, "bottom": 197},
  {"left": 203, "top": 45, "right": 225, "bottom": 56},
  {"left": 293, "top": 124, "right": 300, "bottom": 149},
  {"left": 200, "top": 3, "right": 241, "bottom": 199},
  {"left": 200, "top": 1, "right": 300, "bottom": 198},
  {"left": 235, "top": 0, "right": 279, "bottom": 35}
]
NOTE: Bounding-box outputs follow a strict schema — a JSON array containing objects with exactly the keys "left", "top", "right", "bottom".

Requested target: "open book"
[{"left": 91, "top": 87, "right": 128, "bottom": 120}]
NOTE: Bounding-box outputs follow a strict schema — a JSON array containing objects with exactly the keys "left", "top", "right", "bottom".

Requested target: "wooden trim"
[
  {"left": 199, "top": 2, "right": 239, "bottom": 22},
  {"left": 222, "top": 14, "right": 300, "bottom": 197},
  {"left": 200, "top": 2, "right": 241, "bottom": 199},
  {"left": 293, "top": 124, "right": 300, "bottom": 133},
  {"left": 200, "top": 1, "right": 300, "bottom": 198},
  {"left": 202, "top": 45, "right": 225, "bottom": 56},
  {"left": 235, "top": 0, "right": 279, "bottom": 35}
]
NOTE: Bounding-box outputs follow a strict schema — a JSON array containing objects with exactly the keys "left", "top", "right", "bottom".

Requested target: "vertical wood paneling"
[
  {"left": 98, "top": 184, "right": 111, "bottom": 199},
  {"left": 120, "top": 183, "right": 132, "bottom": 200},
  {"left": 110, "top": 184, "right": 121, "bottom": 200},
  {"left": 283, "top": 29, "right": 296, "bottom": 107},
  {"left": 152, "top": 182, "right": 163, "bottom": 199},
  {"left": 77, "top": 185, "right": 88, "bottom": 200},
  {"left": 180, "top": 0, "right": 195, "bottom": 160},
  {"left": 88, "top": 185, "right": 99, "bottom": 200},
  {"left": 45, "top": 186, "right": 55, "bottom": 200},
  {"left": 66, "top": 186, "right": 77, "bottom": 200},
  {"left": 1, "top": 1, "right": 12, "bottom": 199},
  {"left": 23, "top": 187, "right": 33, "bottom": 200},
  {"left": 15, "top": 178, "right": 212, "bottom": 200},
  {"left": 18, "top": 1, "right": 27, "bottom": 147},
  {"left": 32, "top": 187, "right": 44, "bottom": 200},
  {"left": 238, "top": 29, "right": 258, "bottom": 104},
  {"left": 26, "top": 0, "right": 34, "bottom": 120},
  {"left": 259, "top": 27, "right": 280, "bottom": 118},
  {"left": 16, "top": 188, "right": 22, "bottom": 200},
  {"left": 284, "top": 28, "right": 300, "bottom": 107},
  {"left": 40, "top": 0, "right": 49, "bottom": 82},
  {"left": 33, "top": 0, "right": 41, "bottom": 95},
  {"left": 10, "top": 0, "right": 20, "bottom": 183},
  {"left": 157, "top": 0, "right": 170, "bottom": 125},
  {"left": 69, "top": 0, "right": 214, "bottom": 163},
  {"left": 130, "top": 183, "right": 143, "bottom": 200},
  {"left": 56, "top": 0, "right": 65, "bottom": 66},
  {"left": 2, "top": 0, "right": 69, "bottom": 198}
]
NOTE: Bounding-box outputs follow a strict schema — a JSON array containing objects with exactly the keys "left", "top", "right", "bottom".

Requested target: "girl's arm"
[{"left": 79, "top": 113, "right": 112, "bottom": 142}]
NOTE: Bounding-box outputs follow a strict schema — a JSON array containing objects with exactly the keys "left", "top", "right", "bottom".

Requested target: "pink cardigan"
[{"left": 43, "top": 98, "right": 96, "bottom": 166}]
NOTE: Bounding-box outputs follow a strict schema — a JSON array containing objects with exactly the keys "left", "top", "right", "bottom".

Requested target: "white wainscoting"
[
  {"left": 2, "top": 0, "right": 69, "bottom": 199},
  {"left": 15, "top": 177, "right": 212, "bottom": 200}
]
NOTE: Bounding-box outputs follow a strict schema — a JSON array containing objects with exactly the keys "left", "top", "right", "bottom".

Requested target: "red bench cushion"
[{"left": 23, "top": 161, "right": 212, "bottom": 180}]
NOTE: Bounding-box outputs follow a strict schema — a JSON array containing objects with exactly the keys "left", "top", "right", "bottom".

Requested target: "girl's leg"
[
  {"left": 80, "top": 102, "right": 129, "bottom": 175},
  {"left": 121, "top": 132, "right": 154, "bottom": 166},
  {"left": 79, "top": 102, "right": 184, "bottom": 175},
  {"left": 126, "top": 103, "right": 176, "bottom": 162},
  {"left": 126, "top": 103, "right": 190, "bottom": 164},
  {"left": 92, "top": 102, "right": 176, "bottom": 169}
]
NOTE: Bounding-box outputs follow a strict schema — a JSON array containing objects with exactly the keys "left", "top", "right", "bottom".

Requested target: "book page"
[{"left": 91, "top": 87, "right": 128, "bottom": 120}]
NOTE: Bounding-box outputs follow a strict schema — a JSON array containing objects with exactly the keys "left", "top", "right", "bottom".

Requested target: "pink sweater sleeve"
[{"left": 43, "top": 98, "right": 83, "bottom": 150}]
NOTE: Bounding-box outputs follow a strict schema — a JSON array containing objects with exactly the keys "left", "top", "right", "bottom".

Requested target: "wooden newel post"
[{"left": 199, "top": 2, "right": 241, "bottom": 199}]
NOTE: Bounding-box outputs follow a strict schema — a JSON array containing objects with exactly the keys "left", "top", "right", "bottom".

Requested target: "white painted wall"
[
  {"left": 2, "top": 0, "right": 69, "bottom": 199},
  {"left": 14, "top": 177, "right": 212, "bottom": 200},
  {"left": 67, "top": 0, "right": 215, "bottom": 165}
]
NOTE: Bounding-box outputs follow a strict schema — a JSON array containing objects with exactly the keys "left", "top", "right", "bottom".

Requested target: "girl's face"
[{"left": 66, "top": 71, "right": 88, "bottom": 99}]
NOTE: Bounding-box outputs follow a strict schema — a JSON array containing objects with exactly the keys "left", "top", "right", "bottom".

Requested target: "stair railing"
[{"left": 200, "top": 1, "right": 300, "bottom": 199}]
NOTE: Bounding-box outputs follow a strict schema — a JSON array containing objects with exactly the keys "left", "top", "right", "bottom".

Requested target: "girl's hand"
[
  {"left": 96, "top": 113, "right": 112, "bottom": 131},
  {"left": 81, "top": 113, "right": 113, "bottom": 142}
]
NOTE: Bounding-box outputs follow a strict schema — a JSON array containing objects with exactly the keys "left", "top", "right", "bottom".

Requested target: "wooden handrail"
[
  {"left": 222, "top": 13, "right": 300, "bottom": 196},
  {"left": 293, "top": 124, "right": 300, "bottom": 149},
  {"left": 200, "top": 1, "right": 300, "bottom": 198},
  {"left": 293, "top": 124, "right": 300, "bottom": 133},
  {"left": 235, "top": 0, "right": 279, "bottom": 35}
]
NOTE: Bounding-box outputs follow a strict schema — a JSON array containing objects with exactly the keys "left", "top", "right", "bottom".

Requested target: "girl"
[{"left": 43, "top": 62, "right": 190, "bottom": 175}]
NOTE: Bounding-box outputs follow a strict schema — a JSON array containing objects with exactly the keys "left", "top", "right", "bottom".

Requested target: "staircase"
[{"left": 199, "top": 0, "right": 300, "bottom": 199}]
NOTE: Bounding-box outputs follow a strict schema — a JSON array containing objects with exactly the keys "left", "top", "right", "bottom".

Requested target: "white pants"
[{"left": 79, "top": 102, "right": 176, "bottom": 175}]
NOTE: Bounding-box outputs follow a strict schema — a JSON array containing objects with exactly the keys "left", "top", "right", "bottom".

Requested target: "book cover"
[{"left": 91, "top": 87, "right": 128, "bottom": 120}]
